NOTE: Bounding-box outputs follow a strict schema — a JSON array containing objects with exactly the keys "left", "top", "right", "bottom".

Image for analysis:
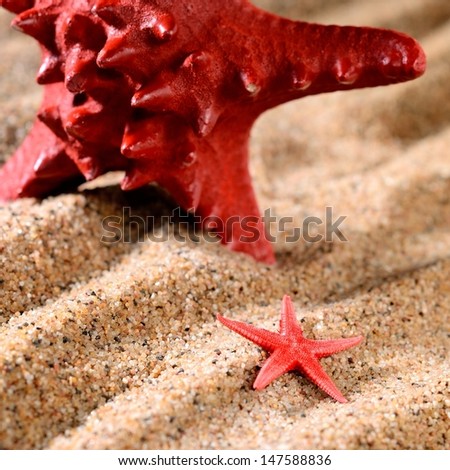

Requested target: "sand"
[{"left": 0, "top": 0, "right": 449, "bottom": 450}]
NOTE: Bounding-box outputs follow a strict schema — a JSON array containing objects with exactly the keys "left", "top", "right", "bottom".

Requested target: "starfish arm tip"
[
  {"left": 252, "top": 373, "right": 272, "bottom": 391},
  {"left": 252, "top": 381, "right": 265, "bottom": 391},
  {"left": 347, "top": 335, "right": 365, "bottom": 350},
  {"left": 336, "top": 395, "right": 348, "bottom": 404},
  {"left": 312, "top": 334, "right": 364, "bottom": 358}
]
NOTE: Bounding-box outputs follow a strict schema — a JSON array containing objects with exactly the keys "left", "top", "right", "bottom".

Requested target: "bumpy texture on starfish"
[
  {"left": 0, "top": 0, "right": 426, "bottom": 262},
  {"left": 218, "top": 295, "right": 363, "bottom": 402}
]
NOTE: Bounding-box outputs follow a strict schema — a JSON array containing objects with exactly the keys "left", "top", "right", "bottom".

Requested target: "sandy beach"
[{"left": 0, "top": 0, "right": 449, "bottom": 449}]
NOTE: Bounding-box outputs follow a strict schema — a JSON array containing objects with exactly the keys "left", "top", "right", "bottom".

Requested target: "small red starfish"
[{"left": 218, "top": 295, "right": 363, "bottom": 403}]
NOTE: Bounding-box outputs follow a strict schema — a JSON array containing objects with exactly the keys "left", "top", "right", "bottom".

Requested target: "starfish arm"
[
  {"left": 217, "top": 315, "right": 282, "bottom": 352},
  {"left": 253, "top": 348, "right": 296, "bottom": 390},
  {"left": 297, "top": 356, "right": 349, "bottom": 403},
  {"left": 0, "top": 119, "right": 82, "bottom": 201},
  {"left": 239, "top": 6, "right": 426, "bottom": 110},
  {"left": 194, "top": 121, "right": 275, "bottom": 264},
  {"left": 310, "top": 335, "right": 364, "bottom": 359},
  {"left": 279, "top": 295, "right": 302, "bottom": 335}
]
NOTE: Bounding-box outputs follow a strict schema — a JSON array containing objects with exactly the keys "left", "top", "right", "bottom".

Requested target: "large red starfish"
[
  {"left": 218, "top": 295, "right": 363, "bottom": 403},
  {"left": 0, "top": 0, "right": 426, "bottom": 263}
]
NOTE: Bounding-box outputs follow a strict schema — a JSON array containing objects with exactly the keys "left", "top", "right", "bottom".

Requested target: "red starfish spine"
[
  {"left": 218, "top": 295, "right": 363, "bottom": 403},
  {"left": 12, "top": 8, "right": 58, "bottom": 48}
]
